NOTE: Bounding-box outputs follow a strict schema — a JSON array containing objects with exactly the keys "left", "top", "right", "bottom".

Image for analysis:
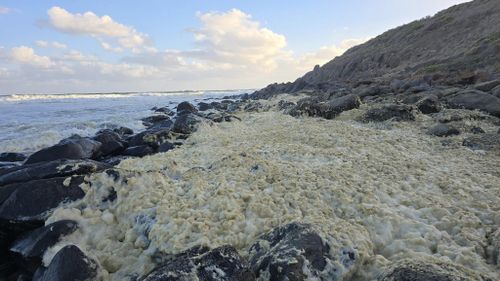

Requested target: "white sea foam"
[{"left": 45, "top": 109, "right": 499, "bottom": 280}]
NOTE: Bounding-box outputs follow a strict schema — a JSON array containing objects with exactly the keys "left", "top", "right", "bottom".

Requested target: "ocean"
[{"left": 0, "top": 89, "right": 250, "bottom": 154}]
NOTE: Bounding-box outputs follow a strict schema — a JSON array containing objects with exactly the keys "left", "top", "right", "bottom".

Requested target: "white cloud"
[
  {"left": 189, "top": 9, "right": 287, "bottom": 70},
  {"left": 36, "top": 40, "right": 67, "bottom": 49},
  {"left": 0, "top": 6, "right": 10, "bottom": 14},
  {"left": 11, "top": 46, "right": 55, "bottom": 68},
  {"left": 47, "top": 6, "right": 150, "bottom": 51}
]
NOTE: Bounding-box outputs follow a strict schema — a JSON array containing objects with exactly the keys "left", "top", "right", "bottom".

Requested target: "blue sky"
[{"left": 0, "top": 0, "right": 469, "bottom": 94}]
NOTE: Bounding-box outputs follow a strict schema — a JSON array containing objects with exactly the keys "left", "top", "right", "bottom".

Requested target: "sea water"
[{"left": 0, "top": 90, "right": 249, "bottom": 154}]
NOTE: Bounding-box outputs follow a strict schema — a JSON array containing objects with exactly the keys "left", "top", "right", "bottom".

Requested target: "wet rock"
[
  {"left": 38, "top": 245, "right": 99, "bottom": 281},
  {"left": 153, "top": 107, "right": 175, "bottom": 116},
  {"left": 10, "top": 220, "right": 78, "bottom": 272},
  {"left": 378, "top": 259, "right": 491, "bottom": 281},
  {"left": 470, "top": 126, "right": 485, "bottom": 134},
  {"left": 147, "top": 120, "right": 174, "bottom": 132},
  {"left": 11, "top": 220, "right": 78, "bottom": 259},
  {"left": 93, "top": 130, "right": 126, "bottom": 157},
  {"left": 446, "top": 89, "right": 500, "bottom": 117},
  {"left": 0, "top": 159, "right": 109, "bottom": 186},
  {"left": 361, "top": 104, "right": 416, "bottom": 122},
  {"left": 172, "top": 113, "right": 203, "bottom": 135},
  {"left": 473, "top": 79, "right": 500, "bottom": 92},
  {"left": 101, "top": 155, "right": 129, "bottom": 166},
  {"left": 127, "top": 129, "right": 171, "bottom": 148},
  {"left": 198, "top": 102, "right": 213, "bottom": 111},
  {"left": 427, "top": 124, "right": 460, "bottom": 137},
  {"left": 142, "top": 245, "right": 255, "bottom": 281},
  {"left": 0, "top": 153, "right": 26, "bottom": 162},
  {"left": 25, "top": 135, "right": 102, "bottom": 165},
  {"left": 249, "top": 222, "right": 357, "bottom": 281},
  {"left": 113, "top": 126, "right": 134, "bottom": 136},
  {"left": 123, "top": 145, "right": 155, "bottom": 157},
  {"left": 0, "top": 176, "right": 86, "bottom": 230},
  {"left": 176, "top": 101, "right": 198, "bottom": 115},
  {"left": 0, "top": 162, "right": 19, "bottom": 174},
  {"left": 416, "top": 95, "right": 442, "bottom": 114},
  {"left": 462, "top": 133, "right": 500, "bottom": 150},
  {"left": 158, "top": 142, "right": 175, "bottom": 153},
  {"left": 142, "top": 115, "right": 171, "bottom": 127}
]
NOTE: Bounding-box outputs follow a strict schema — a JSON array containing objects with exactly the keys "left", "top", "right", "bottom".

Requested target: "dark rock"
[
  {"left": 243, "top": 102, "right": 265, "bottom": 112},
  {"left": 158, "top": 142, "right": 175, "bottom": 153},
  {"left": 291, "top": 95, "right": 361, "bottom": 119},
  {"left": 11, "top": 220, "right": 78, "bottom": 260},
  {"left": 142, "top": 115, "right": 171, "bottom": 127},
  {"left": 416, "top": 95, "right": 442, "bottom": 114},
  {"left": 208, "top": 113, "right": 241, "bottom": 123},
  {"left": 172, "top": 113, "right": 203, "bottom": 135},
  {"left": 123, "top": 146, "right": 155, "bottom": 157},
  {"left": 0, "top": 162, "right": 19, "bottom": 173},
  {"left": 100, "top": 156, "right": 129, "bottom": 166},
  {"left": 127, "top": 129, "right": 171, "bottom": 148},
  {"left": 446, "top": 89, "right": 500, "bottom": 117},
  {"left": 473, "top": 80, "right": 500, "bottom": 92},
  {"left": 0, "top": 153, "right": 26, "bottom": 162},
  {"left": 361, "top": 104, "right": 416, "bottom": 122},
  {"left": 462, "top": 133, "right": 500, "bottom": 150},
  {"left": 277, "top": 100, "right": 296, "bottom": 111},
  {"left": 147, "top": 120, "right": 174, "bottom": 132},
  {"left": 470, "top": 126, "right": 485, "bottom": 134},
  {"left": 25, "top": 135, "right": 102, "bottom": 165},
  {"left": 355, "top": 85, "right": 390, "bottom": 98},
  {"left": 93, "top": 130, "right": 125, "bottom": 157},
  {"left": 0, "top": 159, "right": 109, "bottom": 186},
  {"left": 378, "top": 259, "right": 490, "bottom": 281},
  {"left": 0, "top": 177, "right": 86, "bottom": 230},
  {"left": 154, "top": 107, "right": 175, "bottom": 116},
  {"left": 38, "top": 245, "right": 98, "bottom": 281},
  {"left": 113, "top": 126, "right": 134, "bottom": 136},
  {"left": 249, "top": 222, "right": 357, "bottom": 281},
  {"left": 198, "top": 102, "right": 213, "bottom": 111},
  {"left": 177, "top": 101, "right": 198, "bottom": 115},
  {"left": 142, "top": 245, "right": 255, "bottom": 281},
  {"left": 427, "top": 124, "right": 460, "bottom": 137},
  {"left": 492, "top": 85, "right": 500, "bottom": 98}
]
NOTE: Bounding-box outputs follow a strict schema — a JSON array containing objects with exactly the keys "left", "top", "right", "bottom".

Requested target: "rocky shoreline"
[{"left": 1, "top": 76, "right": 499, "bottom": 280}]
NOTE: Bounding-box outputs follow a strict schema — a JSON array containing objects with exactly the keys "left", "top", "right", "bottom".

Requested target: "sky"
[{"left": 0, "top": 0, "right": 470, "bottom": 94}]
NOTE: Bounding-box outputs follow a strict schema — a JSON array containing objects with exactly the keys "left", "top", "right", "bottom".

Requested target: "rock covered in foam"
[
  {"left": 37, "top": 245, "right": 99, "bottom": 281},
  {"left": 249, "top": 222, "right": 358, "bottom": 281},
  {"left": 0, "top": 159, "right": 109, "bottom": 186},
  {"left": 0, "top": 176, "right": 86, "bottom": 229},
  {"left": 10, "top": 220, "right": 78, "bottom": 260},
  {"left": 378, "top": 258, "right": 493, "bottom": 281},
  {"left": 427, "top": 124, "right": 460, "bottom": 137},
  {"left": 361, "top": 104, "right": 417, "bottom": 122},
  {"left": 142, "top": 245, "right": 255, "bottom": 281}
]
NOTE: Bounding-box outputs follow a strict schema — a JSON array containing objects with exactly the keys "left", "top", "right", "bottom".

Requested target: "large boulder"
[
  {"left": 446, "top": 89, "right": 500, "bottom": 117},
  {"left": 172, "top": 113, "right": 203, "bottom": 135},
  {"left": 249, "top": 222, "right": 358, "bottom": 281},
  {"left": 291, "top": 95, "right": 361, "bottom": 119},
  {"left": 415, "top": 95, "right": 442, "bottom": 114},
  {"left": 0, "top": 159, "right": 109, "bottom": 186},
  {"left": 10, "top": 220, "right": 79, "bottom": 272},
  {"left": 176, "top": 101, "right": 198, "bottom": 115},
  {"left": 127, "top": 129, "right": 171, "bottom": 149},
  {"left": 473, "top": 79, "right": 500, "bottom": 92},
  {"left": 0, "top": 176, "right": 86, "bottom": 231},
  {"left": 122, "top": 145, "right": 155, "bottom": 157},
  {"left": 0, "top": 153, "right": 26, "bottom": 162},
  {"left": 198, "top": 102, "right": 214, "bottom": 111},
  {"left": 93, "top": 130, "right": 126, "bottom": 157},
  {"left": 25, "top": 135, "right": 102, "bottom": 165},
  {"left": 37, "top": 245, "right": 99, "bottom": 281},
  {"left": 361, "top": 104, "right": 417, "bottom": 122},
  {"left": 142, "top": 245, "right": 255, "bottom": 281}
]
